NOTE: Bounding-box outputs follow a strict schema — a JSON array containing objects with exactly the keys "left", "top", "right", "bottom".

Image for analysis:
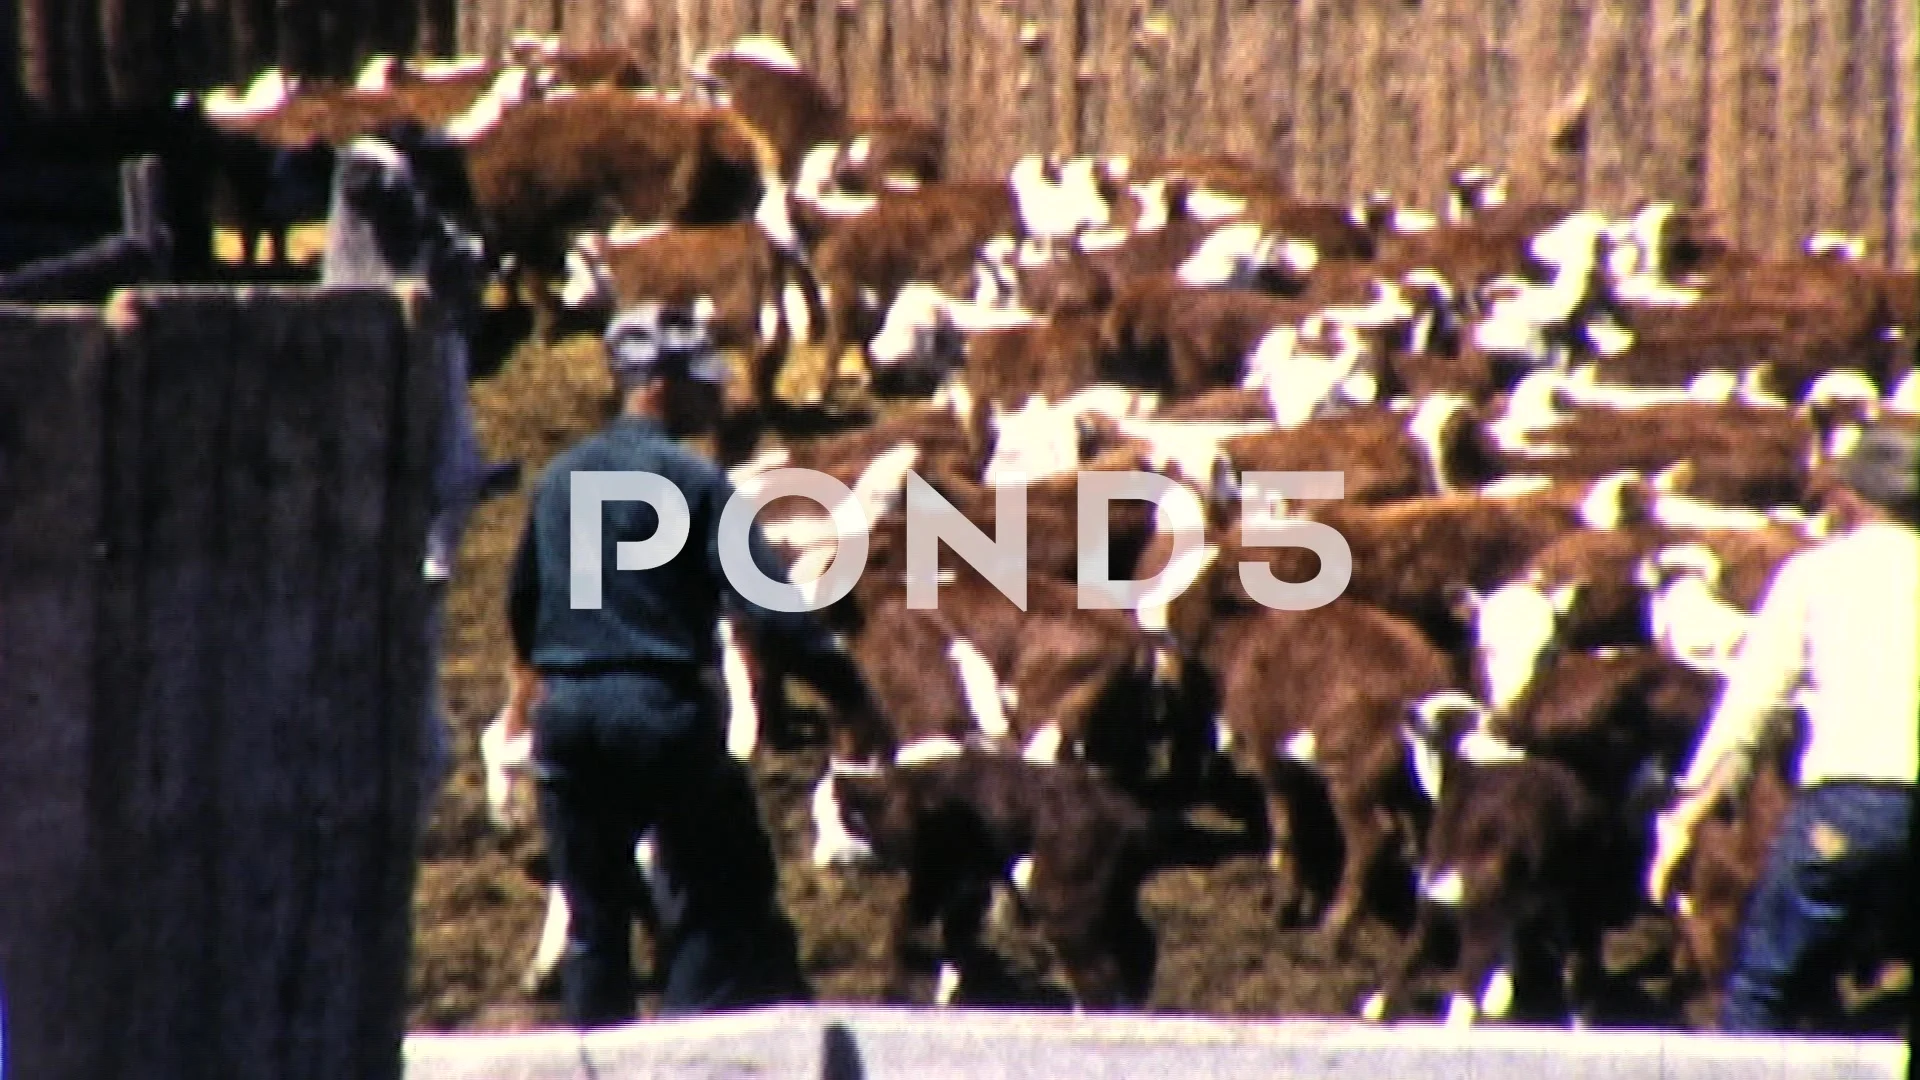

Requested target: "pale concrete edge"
[{"left": 403, "top": 1006, "right": 1909, "bottom": 1079}]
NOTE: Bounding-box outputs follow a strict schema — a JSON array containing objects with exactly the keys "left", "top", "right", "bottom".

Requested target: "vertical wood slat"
[
  {"left": 1646, "top": 0, "right": 1711, "bottom": 205},
  {"left": 892, "top": 0, "right": 947, "bottom": 142},
  {"left": 1807, "top": 0, "right": 1854, "bottom": 242},
  {"left": 968, "top": 0, "right": 1022, "bottom": 177},
  {"left": 1087, "top": 0, "right": 1134, "bottom": 163},
  {"left": 1017, "top": 0, "right": 1056, "bottom": 162},
  {"left": 1162, "top": 0, "right": 1215, "bottom": 159},
  {"left": 1050, "top": 0, "right": 1083, "bottom": 158},
  {"left": 1182, "top": 0, "right": 1213, "bottom": 161},
  {"left": 1508, "top": 0, "right": 1555, "bottom": 198},
  {"left": 19, "top": 0, "right": 57, "bottom": 104},
  {"left": 1710, "top": 0, "right": 1783, "bottom": 253},
  {"left": 63, "top": 0, "right": 105, "bottom": 110},
  {"left": 1291, "top": 0, "right": 1328, "bottom": 195},
  {"left": 1512, "top": 0, "right": 1593, "bottom": 206},
  {"left": 1216, "top": 0, "right": 1295, "bottom": 178},
  {"left": 941, "top": 0, "right": 971, "bottom": 175},
  {"left": 1478, "top": 0, "right": 1524, "bottom": 175},
  {"left": 1372, "top": 0, "right": 1423, "bottom": 203},
  {"left": 1583, "top": 0, "right": 1652, "bottom": 216},
  {"left": 844, "top": 0, "right": 889, "bottom": 118},
  {"left": 1704, "top": 0, "right": 1746, "bottom": 239},
  {"left": 1317, "top": 0, "right": 1355, "bottom": 198},
  {"left": 989, "top": 0, "right": 1025, "bottom": 174},
  {"left": 1412, "top": 0, "right": 1466, "bottom": 205},
  {"left": 99, "top": 0, "right": 140, "bottom": 105},
  {"left": 0, "top": 308, "right": 112, "bottom": 1080},
  {"left": 1772, "top": 0, "right": 1816, "bottom": 251},
  {"left": 1347, "top": 0, "right": 1385, "bottom": 202},
  {"left": 809, "top": 0, "right": 841, "bottom": 111},
  {"left": 1845, "top": 0, "right": 1888, "bottom": 258},
  {"left": 663, "top": 0, "right": 690, "bottom": 91},
  {"left": 1893, "top": 0, "right": 1919, "bottom": 267}
]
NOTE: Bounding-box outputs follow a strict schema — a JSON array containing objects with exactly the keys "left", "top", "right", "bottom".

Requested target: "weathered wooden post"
[{"left": 0, "top": 285, "right": 446, "bottom": 1080}]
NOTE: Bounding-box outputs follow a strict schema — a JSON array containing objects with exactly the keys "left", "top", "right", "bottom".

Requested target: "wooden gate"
[{"left": 0, "top": 286, "right": 446, "bottom": 1080}]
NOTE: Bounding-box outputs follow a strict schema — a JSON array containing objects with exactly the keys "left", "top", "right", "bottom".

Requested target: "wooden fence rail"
[{"left": 0, "top": 286, "right": 446, "bottom": 1080}]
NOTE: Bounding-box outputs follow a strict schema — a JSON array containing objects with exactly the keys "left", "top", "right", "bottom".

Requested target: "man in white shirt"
[{"left": 1648, "top": 425, "right": 1917, "bottom": 1032}]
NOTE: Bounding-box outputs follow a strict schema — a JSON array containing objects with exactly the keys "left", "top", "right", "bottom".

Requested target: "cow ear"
[
  {"left": 833, "top": 772, "right": 889, "bottom": 826},
  {"left": 1633, "top": 554, "right": 1662, "bottom": 590},
  {"left": 1548, "top": 582, "right": 1581, "bottom": 615},
  {"left": 1209, "top": 455, "right": 1240, "bottom": 521},
  {"left": 1653, "top": 460, "right": 1694, "bottom": 493},
  {"left": 1615, "top": 475, "right": 1655, "bottom": 527},
  {"left": 1443, "top": 583, "right": 1482, "bottom": 622}
]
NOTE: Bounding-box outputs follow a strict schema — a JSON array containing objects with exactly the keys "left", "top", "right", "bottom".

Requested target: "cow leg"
[
  {"left": 1050, "top": 933, "right": 1125, "bottom": 1011},
  {"left": 779, "top": 248, "right": 829, "bottom": 345},
  {"left": 886, "top": 871, "right": 948, "bottom": 1003},
  {"left": 750, "top": 331, "right": 788, "bottom": 414},
  {"left": 936, "top": 874, "right": 996, "bottom": 1005},
  {"left": 262, "top": 226, "right": 288, "bottom": 269},
  {"left": 1555, "top": 902, "right": 1607, "bottom": 1028},
  {"left": 522, "top": 883, "right": 572, "bottom": 996},
  {"left": 1318, "top": 795, "right": 1393, "bottom": 955},
  {"left": 1031, "top": 871, "right": 1155, "bottom": 1011},
  {"left": 1104, "top": 887, "right": 1159, "bottom": 1007},
  {"left": 237, "top": 224, "right": 262, "bottom": 269},
  {"left": 1363, "top": 899, "right": 1437, "bottom": 1022},
  {"left": 1262, "top": 781, "right": 1294, "bottom": 879},
  {"left": 1156, "top": 681, "right": 1216, "bottom": 812},
  {"left": 1447, "top": 902, "right": 1514, "bottom": 1027},
  {"left": 1263, "top": 759, "right": 1335, "bottom": 927},
  {"left": 525, "top": 269, "right": 564, "bottom": 342},
  {"left": 821, "top": 276, "right": 869, "bottom": 397}
]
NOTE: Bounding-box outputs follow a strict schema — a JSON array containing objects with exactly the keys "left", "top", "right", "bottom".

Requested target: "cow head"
[
  {"left": 866, "top": 284, "right": 971, "bottom": 396},
  {"left": 1405, "top": 393, "right": 1482, "bottom": 494},
  {"left": 823, "top": 766, "right": 916, "bottom": 869},
  {"left": 558, "top": 234, "right": 617, "bottom": 314},
  {"left": 1398, "top": 269, "right": 1465, "bottom": 360},
  {"left": 1635, "top": 544, "right": 1750, "bottom": 675},
  {"left": 1402, "top": 690, "right": 1504, "bottom": 802},
  {"left": 1450, "top": 579, "right": 1582, "bottom": 714},
  {"left": 1175, "top": 222, "right": 1268, "bottom": 287},
  {"left": 1803, "top": 369, "right": 1882, "bottom": 468},
  {"left": 1443, "top": 164, "right": 1506, "bottom": 225}
]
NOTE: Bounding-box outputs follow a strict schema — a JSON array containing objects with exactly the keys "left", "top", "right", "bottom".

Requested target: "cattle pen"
[{"left": 2, "top": 0, "right": 1918, "bottom": 1076}]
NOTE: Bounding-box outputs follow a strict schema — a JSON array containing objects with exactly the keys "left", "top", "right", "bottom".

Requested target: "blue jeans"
[
  {"left": 534, "top": 671, "right": 805, "bottom": 1026},
  {"left": 1721, "top": 782, "right": 1912, "bottom": 1032}
]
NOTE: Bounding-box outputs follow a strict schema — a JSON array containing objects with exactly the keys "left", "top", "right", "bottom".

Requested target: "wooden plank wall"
[
  {"left": 5, "top": 0, "right": 455, "bottom": 101},
  {"left": 4, "top": 0, "right": 1912, "bottom": 264},
  {"left": 466, "top": 0, "right": 1920, "bottom": 267},
  {"left": 0, "top": 287, "right": 445, "bottom": 1080}
]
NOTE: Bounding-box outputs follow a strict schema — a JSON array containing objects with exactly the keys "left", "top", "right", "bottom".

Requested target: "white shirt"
[{"left": 1681, "top": 522, "right": 1920, "bottom": 790}]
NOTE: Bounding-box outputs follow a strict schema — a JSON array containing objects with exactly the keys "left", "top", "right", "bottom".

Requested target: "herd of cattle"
[{"left": 31, "top": 30, "right": 1915, "bottom": 1030}]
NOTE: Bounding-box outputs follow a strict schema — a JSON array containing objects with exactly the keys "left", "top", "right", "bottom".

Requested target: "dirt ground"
[{"left": 406, "top": 333, "right": 1908, "bottom": 1036}]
